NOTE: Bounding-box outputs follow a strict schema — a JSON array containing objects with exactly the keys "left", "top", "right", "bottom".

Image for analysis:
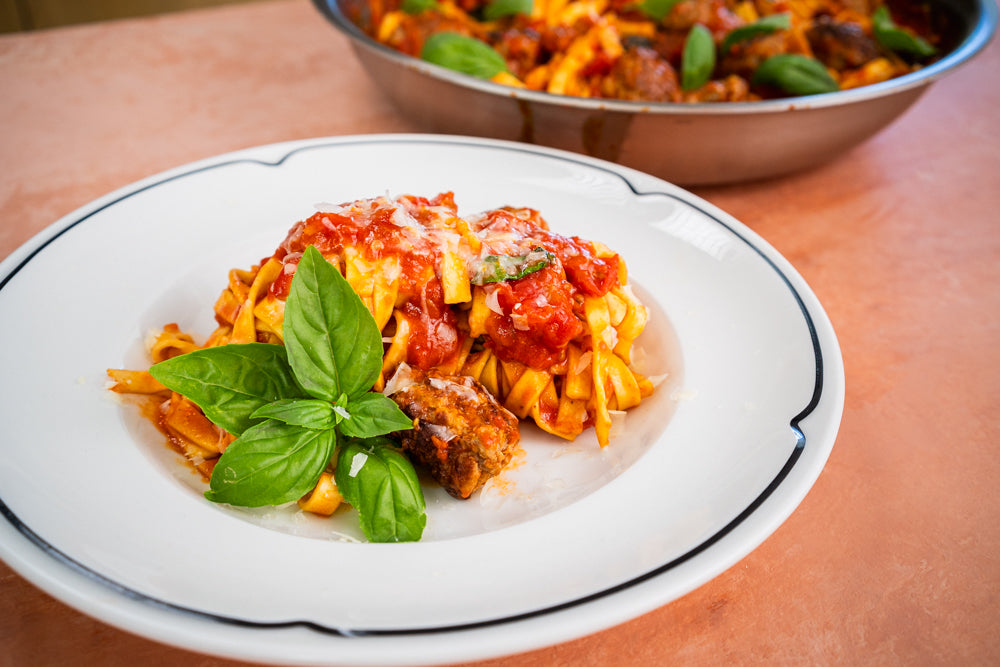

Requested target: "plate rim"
[{"left": 0, "top": 133, "right": 844, "bottom": 663}]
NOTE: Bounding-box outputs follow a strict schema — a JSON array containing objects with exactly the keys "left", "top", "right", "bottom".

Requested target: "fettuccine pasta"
[{"left": 109, "top": 192, "right": 653, "bottom": 484}]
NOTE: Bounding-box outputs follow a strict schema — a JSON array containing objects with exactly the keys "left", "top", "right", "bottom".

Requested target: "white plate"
[{"left": 0, "top": 135, "right": 844, "bottom": 665}]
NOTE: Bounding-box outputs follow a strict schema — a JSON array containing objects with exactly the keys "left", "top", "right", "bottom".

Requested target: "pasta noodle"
[{"left": 109, "top": 192, "right": 653, "bottom": 486}]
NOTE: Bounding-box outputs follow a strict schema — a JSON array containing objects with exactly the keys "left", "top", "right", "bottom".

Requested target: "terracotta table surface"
[{"left": 1, "top": 1, "right": 998, "bottom": 665}]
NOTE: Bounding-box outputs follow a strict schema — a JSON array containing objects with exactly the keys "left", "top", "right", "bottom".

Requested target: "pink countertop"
[{"left": 2, "top": 1, "right": 999, "bottom": 664}]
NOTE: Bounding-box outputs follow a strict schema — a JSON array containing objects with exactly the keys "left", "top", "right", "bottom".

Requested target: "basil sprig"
[
  {"left": 471, "top": 247, "right": 554, "bottom": 285},
  {"left": 872, "top": 5, "right": 936, "bottom": 57},
  {"left": 420, "top": 32, "right": 509, "bottom": 79},
  {"left": 720, "top": 13, "right": 791, "bottom": 54},
  {"left": 752, "top": 54, "right": 839, "bottom": 95},
  {"left": 681, "top": 24, "right": 716, "bottom": 91},
  {"left": 150, "top": 245, "right": 422, "bottom": 542},
  {"left": 401, "top": 0, "right": 437, "bottom": 13},
  {"left": 633, "top": 0, "right": 683, "bottom": 22},
  {"left": 483, "top": 0, "right": 533, "bottom": 21}
]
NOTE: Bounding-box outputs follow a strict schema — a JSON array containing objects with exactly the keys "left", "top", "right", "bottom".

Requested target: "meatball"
[
  {"left": 806, "top": 15, "right": 881, "bottom": 70},
  {"left": 681, "top": 74, "right": 756, "bottom": 102},
  {"left": 493, "top": 27, "right": 543, "bottom": 80},
  {"left": 600, "top": 47, "right": 681, "bottom": 102},
  {"left": 385, "top": 364, "right": 520, "bottom": 499}
]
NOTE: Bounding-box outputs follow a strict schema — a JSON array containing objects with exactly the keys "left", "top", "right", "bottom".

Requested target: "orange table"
[{"left": 1, "top": 1, "right": 998, "bottom": 664}]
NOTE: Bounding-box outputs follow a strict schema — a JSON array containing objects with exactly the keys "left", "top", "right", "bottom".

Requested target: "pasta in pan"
[
  {"left": 352, "top": 0, "right": 947, "bottom": 102},
  {"left": 109, "top": 192, "right": 653, "bottom": 489}
]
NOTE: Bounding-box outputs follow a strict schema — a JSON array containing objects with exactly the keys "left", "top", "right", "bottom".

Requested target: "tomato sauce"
[
  {"left": 265, "top": 193, "right": 621, "bottom": 372},
  {"left": 485, "top": 264, "right": 583, "bottom": 369}
]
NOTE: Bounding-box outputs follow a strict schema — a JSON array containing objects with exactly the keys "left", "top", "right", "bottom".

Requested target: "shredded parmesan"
[
  {"left": 423, "top": 422, "right": 457, "bottom": 442},
  {"left": 428, "top": 376, "right": 479, "bottom": 401},
  {"left": 608, "top": 409, "right": 627, "bottom": 438},
  {"left": 314, "top": 202, "right": 344, "bottom": 214},
  {"left": 484, "top": 288, "right": 504, "bottom": 315},
  {"left": 647, "top": 373, "right": 670, "bottom": 387},
  {"left": 348, "top": 452, "right": 368, "bottom": 478},
  {"left": 383, "top": 362, "right": 418, "bottom": 396},
  {"left": 601, "top": 326, "right": 619, "bottom": 349},
  {"left": 281, "top": 251, "right": 302, "bottom": 277}
]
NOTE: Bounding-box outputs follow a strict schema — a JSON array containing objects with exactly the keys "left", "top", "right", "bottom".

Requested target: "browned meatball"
[
  {"left": 681, "top": 74, "right": 756, "bottom": 102},
  {"left": 493, "top": 27, "right": 543, "bottom": 79},
  {"left": 806, "top": 15, "right": 881, "bottom": 70},
  {"left": 386, "top": 364, "right": 520, "bottom": 499},
  {"left": 600, "top": 47, "right": 681, "bottom": 102}
]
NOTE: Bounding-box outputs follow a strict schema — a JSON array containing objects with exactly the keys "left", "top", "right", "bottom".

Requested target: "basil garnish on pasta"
[
  {"left": 872, "top": 6, "right": 936, "bottom": 57},
  {"left": 420, "top": 32, "right": 509, "bottom": 79},
  {"left": 336, "top": 438, "right": 426, "bottom": 543},
  {"left": 204, "top": 421, "right": 337, "bottom": 507},
  {"left": 483, "top": 0, "right": 533, "bottom": 21},
  {"left": 250, "top": 398, "right": 339, "bottom": 429},
  {"left": 720, "top": 13, "right": 791, "bottom": 54},
  {"left": 401, "top": 0, "right": 437, "bottom": 14},
  {"left": 752, "top": 54, "right": 839, "bottom": 96},
  {"left": 634, "top": 0, "right": 683, "bottom": 22},
  {"left": 146, "top": 344, "right": 302, "bottom": 436},
  {"left": 283, "top": 245, "right": 385, "bottom": 401},
  {"left": 681, "top": 24, "right": 716, "bottom": 91},
  {"left": 471, "top": 247, "right": 554, "bottom": 285},
  {"left": 150, "top": 245, "right": 422, "bottom": 542}
]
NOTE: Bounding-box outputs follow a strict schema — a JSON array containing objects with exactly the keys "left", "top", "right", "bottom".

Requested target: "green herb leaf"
[
  {"left": 633, "top": 0, "right": 683, "bottom": 22},
  {"left": 205, "top": 420, "right": 335, "bottom": 507},
  {"left": 420, "top": 32, "right": 508, "bottom": 79},
  {"left": 335, "top": 438, "right": 427, "bottom": 543},
  {"left": 149, "top": 343, "right": 305, "bottom": 436},
  {"left": 283, "top": 246, "right": 383, "bottom": 402},
  {"left": 682, "top": 24, "right": 716, "bottom": 91},
  {"left": 338, "top": 392, "right": 415, "bottom": 439},
  {"left": 720, "top": 13, "right": 791, "bottom": 54},
  {"left": 483, "top": 0, "right": 532, "bottom": 20},
  {"left": 872, "top": 5, "right": 936, "bottom": 57},
  {"left": 251, "top": 398, "right": 337, "bottom": 429},
  {"left": 401, "top": 0, "right": 437, "bottom": 14},
  {"left": 471, "top": 247, "right": 554, "bottom": 285},
  {"left": 752, "top": 54, "right": 839, "bottom": 95}
]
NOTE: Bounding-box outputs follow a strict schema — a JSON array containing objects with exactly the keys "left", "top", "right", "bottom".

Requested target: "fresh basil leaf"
[
  {"left": 471, "top": 247, "right": 554, "bottom": 285},
  {"left": 720, "top": 13, "right": 791, "bottom": 54},
  {"left": 335, "top": 438, "right": 426, "bottom": 543},
  {"left": 420, "top": 32, "right": 508, "bottom": 79},
  {"left": 283, "top": 245, "right": 383, "bottom": 402},
  {"left": 402, "top": 0, "right": 437, "bottom": 14},
  {"left": 681, "top": 24, "right": 716, "bottom": 91},
  {"left": 337, "top": 392, "right": 414, "bottom": 439},
  {"left": 633, "top": 0, "right": 682, "bottom": 22},
  {"left": 872, "top": 6, "right": 936, "bottom": 57},
  {"left": 483, "top": 0, "right": 532, "bottom": 21},
  {"left": 205, "top": 420, "right": 335, "bottom": 507},
  {"left": 149, "top": 343, "right": 305, "bottom": 436},
  {"left": 752, "top": 54, "right": 839, "bottom": 95},
  {"left": 251, "top": 398, "right": 336, "bottom": 429}
]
